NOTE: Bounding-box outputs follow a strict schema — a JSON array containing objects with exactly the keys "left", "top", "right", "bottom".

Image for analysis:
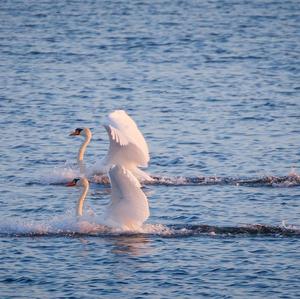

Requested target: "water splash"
[
  {"left": 0, "top": 216, "right": 299, "bottom": 238},
  {"left": 34, "top": 165, "right": 300, "bottom": 188},
  {"left": 38, "top": 163, "right": 81, "bottom": 185},
  {"left": 149, "top": 170, "right": 300, "bottom": 187}
]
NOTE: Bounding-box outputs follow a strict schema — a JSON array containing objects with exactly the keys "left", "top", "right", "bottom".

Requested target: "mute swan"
[
  {"left": 69, "top": 110, "right": 152, "bottom": 182},
  {"left": 67, "top": 165, "right": 150, "bottom": 230}
]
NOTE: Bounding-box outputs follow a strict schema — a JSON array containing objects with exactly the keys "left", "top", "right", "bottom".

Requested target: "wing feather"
[
  {"left": 103, "top": 110, "right": 150, "bottom": 167},
  {"left": 105, "top": 125, "right": 129, "bottom": 146},
  {"left": 105, "top": 165, "right": 149, "bottom": 229}
]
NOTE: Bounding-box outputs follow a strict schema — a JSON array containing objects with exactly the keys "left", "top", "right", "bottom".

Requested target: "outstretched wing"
[
  {"left": 105, "top": 165, "right": 150, "bottom": 229},
  {"left": 103, "top": 110, "right": 150, "bottom": 167}
]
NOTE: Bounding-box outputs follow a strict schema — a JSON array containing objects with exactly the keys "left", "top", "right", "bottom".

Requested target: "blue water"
[{"left": 1, "top": 0, "right": 300, "bottom": 298}]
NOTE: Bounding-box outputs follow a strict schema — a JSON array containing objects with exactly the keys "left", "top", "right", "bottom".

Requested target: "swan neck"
[
  {"left": 77, "top": 128, "right": 92, "bottom": 163},
  {"left": 77, "top": 179, "right": 89, "bottom": 217}
]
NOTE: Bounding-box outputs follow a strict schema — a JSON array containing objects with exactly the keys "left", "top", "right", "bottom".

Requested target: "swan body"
[
  {"left": 106, "top": 165, "right": 150, "bottom": 230},
  {"left": 68, "top": 165, "right": 150, "bottom": 230},
  {"left": 70, "top": 110, "right": 152, "bottom": 182}
]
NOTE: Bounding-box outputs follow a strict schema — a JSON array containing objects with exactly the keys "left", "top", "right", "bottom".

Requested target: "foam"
[
  {"left": 38, "top": 163, "right": 81, "bottom": 185},
  {"left": 0, "top": 216, "right": 299, "bottom": 238}
]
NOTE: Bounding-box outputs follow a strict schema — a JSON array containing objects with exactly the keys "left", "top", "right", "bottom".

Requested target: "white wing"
[
  {"left": 105, "top": 165, "right": 150, "bottom": 230},
  {"left": 103, "top": 110, "right": 150, "bottom": 168}
]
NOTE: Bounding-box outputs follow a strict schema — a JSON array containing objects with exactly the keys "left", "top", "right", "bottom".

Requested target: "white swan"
[
  {"left": 67, "top": 165, "right": 150, "bottom": 230},
  {"left": 69, "top": 110, "right": 152, "bottom": 182}
]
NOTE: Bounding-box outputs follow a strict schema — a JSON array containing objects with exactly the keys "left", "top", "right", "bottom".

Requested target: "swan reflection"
[{"left": 111, "top": 235, "right": 152, "bottom": 256}]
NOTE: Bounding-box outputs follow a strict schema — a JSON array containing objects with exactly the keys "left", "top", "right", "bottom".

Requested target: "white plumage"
[
  {"left": 94, "top": 110, "right": 152, "bottom": 181},
  {"left": 69, "top": 165, "right": 150, "bottom": 230},
  {"left": 104, "top": 165, "right": 150, "bottom": 230},
  {"left": 70, "top": 110, "right": 152, "bottom": 182}
]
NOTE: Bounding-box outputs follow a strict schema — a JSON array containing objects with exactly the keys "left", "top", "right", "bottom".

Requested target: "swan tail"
[{"left": 129, "top": 166, "right": 153, "bottom": 183}]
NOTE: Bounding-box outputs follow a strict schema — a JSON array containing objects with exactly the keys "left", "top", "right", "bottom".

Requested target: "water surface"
[{"left": 0, "top": 0, "right": 300, "bottom": 298}]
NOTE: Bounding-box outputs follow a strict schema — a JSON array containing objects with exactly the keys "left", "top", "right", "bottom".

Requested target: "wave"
[
  {"left": 0, "top": 217, "right": 299, "bottom": 238},
  {"left": 148, "top": 172, "right": 300, "bottom": 187},
  {"left": 92, "top": 168, "right": 300, "bottom": 187},
  {"left": 35, "top": 165, "right": 300, "bottom": 188}
]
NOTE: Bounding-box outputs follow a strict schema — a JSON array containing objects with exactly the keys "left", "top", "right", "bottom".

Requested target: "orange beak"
[{"left": 66, "top": 181, "right": 77, "bottom": 187}]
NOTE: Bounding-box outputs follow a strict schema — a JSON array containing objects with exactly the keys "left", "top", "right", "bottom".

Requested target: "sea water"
[{"left": 0, "top": 0, "right": 300, "bottom": 298}]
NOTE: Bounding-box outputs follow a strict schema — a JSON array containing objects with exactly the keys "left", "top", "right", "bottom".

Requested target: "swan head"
[
  {"left": 69, "top": 128, "right": 92, "bottom": 139},
  {"left": 66, "top": 178, "right": 80, "bottom": 186},
  {"left": 69, "top": 128, "right": 83, "bottom": 136},
  {"left": 66, "top": 177, "right": 89, "bottom": 187}
]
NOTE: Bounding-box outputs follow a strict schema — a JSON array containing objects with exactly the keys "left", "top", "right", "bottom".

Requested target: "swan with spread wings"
[
  {"left": 69, "top": 110, "right": 152, "bottom": 182},
  {"left": 67, "top": 165, "right": 150, "bottom": 230}
]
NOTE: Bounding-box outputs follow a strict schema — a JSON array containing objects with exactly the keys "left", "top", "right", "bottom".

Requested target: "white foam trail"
[
  {"left": 0, "top": 214, "right": 104, "bottom": 236},
  {"left": 38, "top": 163, "right": 81, "bottom": 185},
  {"left": 1, "top": 212, "right": 299, "bottom": 238},
  {"left": 150, "top": 170, "right": 300, "bottom": 187},
  {"left": 34, "top": 164, "right": 300, "bottom": 187},
  {"left": 0, "top": 214, "right": 172, "bottom": 236}
]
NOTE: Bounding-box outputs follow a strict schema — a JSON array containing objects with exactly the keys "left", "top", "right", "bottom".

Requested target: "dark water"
[{"left": 1, "top": 0, "right": 300, "bottom": 298}]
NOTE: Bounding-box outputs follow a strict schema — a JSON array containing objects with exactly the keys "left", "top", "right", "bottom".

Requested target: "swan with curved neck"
[
  {"left": 67, "top": 165, "right": 150, "bottom": 230},
  {"left": 67, "top": 177, "right": 89, "bottom": 217},
  {"left": 69, "top": 110, "right": 153, "bottom": 182},
  {"left": 69, "top": 127, "right": 92, "bottom": 174}
]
